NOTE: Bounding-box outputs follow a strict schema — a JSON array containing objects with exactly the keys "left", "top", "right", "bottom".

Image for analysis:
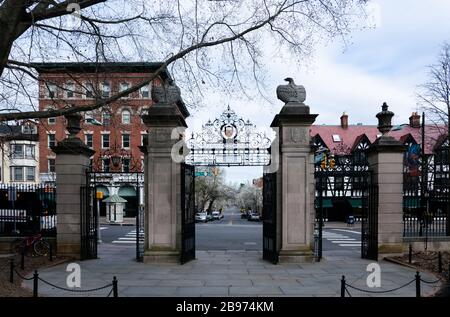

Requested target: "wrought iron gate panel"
[
  {"left": 314, "top": 154, "right": 377, "bottom": 260},
  {"left": 361, "top": 181, "right": 378, "bottom": 260},
  {"left": 181, "top": 163, "right": 196, "bottom": 264},
  {"left": 263, "top": 171, "right": 278, "bottom": 264},
  {"left": 80, "top": 184, "right": 98, "bottom": 260},
  {"left": 136, "top": 190, "right": 145, "bottom": 262}
]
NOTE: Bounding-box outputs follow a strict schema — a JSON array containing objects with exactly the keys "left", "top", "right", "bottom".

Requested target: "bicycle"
[{"left": 12, "top": 233, "right": 51, "bottom": 257}]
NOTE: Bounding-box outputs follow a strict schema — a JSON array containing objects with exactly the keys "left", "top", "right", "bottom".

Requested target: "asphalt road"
[
  {"left": 196, "top": 206, "right": 262, "bottom": 251},
  {"left": 99, "top": 208, "right": 362, "bottom": 255}
]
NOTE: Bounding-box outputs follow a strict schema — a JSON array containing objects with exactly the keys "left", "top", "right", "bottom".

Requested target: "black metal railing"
[
  {"left": 0, "top": 184, "right": 56, "bottom": 237},
  {"left": 340, "top": 271, "right": 445, "bottom": 297},
  {"left": 4, "top": 258, "right": 118, "bottom": 297}
]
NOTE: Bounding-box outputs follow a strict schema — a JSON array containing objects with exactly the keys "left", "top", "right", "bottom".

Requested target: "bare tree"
[
  {"left": 417, "top": 42, "right": 450, "bottom": 148},
  {"left": 0, "top": 0, "right": 369, "bottom": 122}
]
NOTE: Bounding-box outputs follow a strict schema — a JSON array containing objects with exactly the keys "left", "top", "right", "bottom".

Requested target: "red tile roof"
[{"left": 310, "top": 124, "right": 447, "bottom": 155}]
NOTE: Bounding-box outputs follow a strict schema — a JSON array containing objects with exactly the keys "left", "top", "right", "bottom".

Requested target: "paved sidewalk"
[{"left": 22, "top": 244, "right": 442, "bottom": 297}]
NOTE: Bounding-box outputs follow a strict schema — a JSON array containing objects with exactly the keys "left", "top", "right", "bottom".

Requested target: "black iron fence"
[
  {"left": 0, "top": 184, "right": 56, "bottom": 237},
  {"left": 340, "top": 271, "right": 445, "bottom": 297},
  {"left": 4, "top": 258, "right": 117, "bottom": 297}
]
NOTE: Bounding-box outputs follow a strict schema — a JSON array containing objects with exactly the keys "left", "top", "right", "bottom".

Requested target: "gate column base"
[
  {"left": 278, "top": 249, "right": 315, "bottom": 263},
  {"left": 143, "top": 250, "right": 180, "bottom": 264}
]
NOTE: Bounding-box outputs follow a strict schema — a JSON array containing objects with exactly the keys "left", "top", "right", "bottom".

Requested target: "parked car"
[
  {"left": 212, "top": 211, "right": 224, "bottom": 220},
  {"left": 206, "top": 212, "right": 213, "bottom": 222},
  {"left": 195, "top": 212, "right": 208, "bottom": 223},
  {"left": 241, "top": 212, "right": 248, "bottom": 219},
  {"left": 247, "top": 212, "right": 261, "bottom": 221}
]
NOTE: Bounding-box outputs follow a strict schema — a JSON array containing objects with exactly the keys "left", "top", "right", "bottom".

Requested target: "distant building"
[
  {"left": 34, "top": 62, "right": 186, "bottom": 217},
  {"left": 0, "top": 122, "right": 39, "bottom": 184},
  {"left": 310, "top": 111, "right": 448, "bottom": 221}
]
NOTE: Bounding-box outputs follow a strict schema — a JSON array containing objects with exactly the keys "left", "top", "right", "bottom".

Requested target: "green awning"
[
  {"left": 315, "top": 198, "right": 332, "bottom": 208},
  {"left": 404, "top": 197, "right": 421, "bottom": 208},
  {"left": 96, "top": 185, "right": 109, "bottom": 196},
  {"left": 118, "top": 186, "right": 136, "bottom": 197},
  {"left": 349, "top": 198, "right": 362, "bottom": 208}
]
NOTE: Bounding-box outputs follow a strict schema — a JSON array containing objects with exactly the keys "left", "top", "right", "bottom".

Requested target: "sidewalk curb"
[{"left": 383, "top": 257, "right": 444, "bottom": 297}]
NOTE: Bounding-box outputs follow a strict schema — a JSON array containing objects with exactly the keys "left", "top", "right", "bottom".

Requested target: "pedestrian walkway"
[
  {"left": 21, "top": 244, "right": 442, "bottom": 297},
  {"left": 112, "top": 229, "right": 144, "bottom": 245},
  {"left": 323, "top": 229, "right": 361, "bottom": 248}
]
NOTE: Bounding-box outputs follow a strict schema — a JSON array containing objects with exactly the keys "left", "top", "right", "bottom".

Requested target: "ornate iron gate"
[
  {"left": 80, "top": 180, "right": 98, "bottom": 260},
  {"left": 361, "top": 181, "right": 378, "bottom": 260},
  {"left": 314, "top": 154, "right": 377, "bottom": 260},
  {"left": 262, "top": 171, "right": 278, "bottom": 264},
  {"left": 181, "top": 163, "right": 196, "bottom": 264},
  {"left": 136, "top": 204, "right": 145, "bottom": 262}
]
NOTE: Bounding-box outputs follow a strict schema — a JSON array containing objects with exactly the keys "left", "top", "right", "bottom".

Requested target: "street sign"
[{"left": 195, "top": 171, "right": 212, "bottom": 177}]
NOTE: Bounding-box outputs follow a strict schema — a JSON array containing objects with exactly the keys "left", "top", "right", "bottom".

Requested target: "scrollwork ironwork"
[{"left": 185, "top": 106, "right": 272, "bottom": 166}]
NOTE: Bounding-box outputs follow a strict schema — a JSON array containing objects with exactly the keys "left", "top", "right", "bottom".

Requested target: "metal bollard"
[
  {"left": 9, "top": 259, "right": 14, "bottom": 283},
  {"left": 33, "top": 270, "right": 39, "bottom": 298},
  {"left": 113, "top": 276, "right": 118, "bottom": 297},
  {"left": 415, "top": 271, "right": 421, "bottom": 298},
  {"left": 437, "top": 252, "right": 442, "bottom": 273},
  {"left": 340, "top": 275, "right": 346, "bottom": 298},
  {"left": 408, "top": 244, "right": 412, "bottom": 264}
]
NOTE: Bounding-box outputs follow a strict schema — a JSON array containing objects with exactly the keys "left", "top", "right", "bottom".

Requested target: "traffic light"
[
  {"left": 320, "top": 154, "right": 327, "bottom": 170},
  {"left": 329, "top": 156, "right": 335, "bottom": 169}
]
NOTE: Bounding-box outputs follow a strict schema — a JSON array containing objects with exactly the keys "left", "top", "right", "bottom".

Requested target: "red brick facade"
[{"left": 36, "top": 63, "right": 167, "bottom": 174}]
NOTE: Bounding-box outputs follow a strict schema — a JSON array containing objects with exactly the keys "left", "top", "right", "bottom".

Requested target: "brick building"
[{"left": 34, "top": 62, "right": 183, "bottom": 217}]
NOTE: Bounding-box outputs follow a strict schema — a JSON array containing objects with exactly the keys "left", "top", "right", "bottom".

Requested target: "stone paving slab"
[{"left": 21, "top": 245, "right": 442, "bottom": 297}]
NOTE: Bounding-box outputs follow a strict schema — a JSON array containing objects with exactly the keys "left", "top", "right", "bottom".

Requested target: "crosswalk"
[
  {"left": 322, "top": 229, "right": 361, "bottom": 248},
  {"left": 112, "top": 229, "right": 144, "bottom": 244}
]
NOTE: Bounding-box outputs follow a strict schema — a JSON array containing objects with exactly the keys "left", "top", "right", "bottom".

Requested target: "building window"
[
  {"left": 46, "top": 83, "right": 57, "bottom": 98},
  {"left": 103, "top": 158, "right": 110, "bottom": 172},
  {"left": 140, "top": 85, "right": 150, "bottom": 98},
  {"left": 102, "top": 111, "right": 110, "bottom": 126},
  {"left": 122, "top": 158, "right": 130, "bottom": 173},
  {"left": 102, "top": 82, "right": 110, "bottom": 98},
  {"left": 121, "top": 110, "right": 131, "bottom": 124},
  {"left": 122, "top": 134, "right": 130, "bottom": 148},
  {"left": 120, "top": 82, "right": 130, "bottom": 98},
  {"left": 102, "top": 134, "right": 110, "bottom": 148},
  {"left": 85, "top": 83, "right": 94, "bottom": 98},
  {"left": 48, "top": 159, "right": 56, "bottom": 173},
  {"left": 48, "top": 117, "right": 56, "bottom": 125},
  {"left": 141, "top": 133, "right": 147, "bottom": 146},
  {"left": 66, "top": 82, "right": 75, "bottom": 98},
  {"left": 11, "top": 167, "right": 24, "bottom": 182},
  {"left": 48, "top": 134, "right": 56, "bottom": 148},
  {"left": 85, "top": 134, "right": 93, "bottom": 148},
  {"left": 332, "top": 134, "right": 341, "bottom": 142},
  {"left": 24, "top": 145, "right": 35, "bottom": 159},
  {"left": 26, "top": 167, "right": 35, "bottom": 182},
  {"left": 10, "top": 144, "right": 23, "bottom": 159}
]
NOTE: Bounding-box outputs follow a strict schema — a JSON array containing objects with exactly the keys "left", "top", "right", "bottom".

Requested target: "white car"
[
  {"left": 195, "top": 212, "right": 208, "bottom": 223},
  {"left": 212, "top": 211, "right": 224, "bottom": 220},
  {"left": 247, "top": 212, "right": 261, "bottom": 221}
]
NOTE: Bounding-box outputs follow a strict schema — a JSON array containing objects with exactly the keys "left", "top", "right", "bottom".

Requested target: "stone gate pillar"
[
  {"left": 141, "top": 81, "right": 188, "bottom": 263},
  {"left": 271, "top": 78, "right": 318, "bottom": 262},
  {"left": 367, "top": 103, "right": 406, "bottom": 259},
  {"left": 52, "top": 113, "right": 95, "bottom": 259}
]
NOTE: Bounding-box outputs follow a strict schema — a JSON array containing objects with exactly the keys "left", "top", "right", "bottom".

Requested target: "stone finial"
[
  {"left": 151, "top": 78, "right": 181, "bottom": 105},
  {"left": 276, "top": 77, "right": 306, "bottom": 105},
  {"left": 65, "top": 113, "right": 82, "bottom": 138},
  {"left": 376, "top": 102, "right": 394, "bottom": 135}
]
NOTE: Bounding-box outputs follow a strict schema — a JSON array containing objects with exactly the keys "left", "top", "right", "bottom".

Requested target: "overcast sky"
[{"left": 185, "top": 0, "right": 450, "bottom": 184}]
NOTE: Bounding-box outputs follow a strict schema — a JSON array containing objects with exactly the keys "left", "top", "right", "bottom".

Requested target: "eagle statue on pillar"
[{"left": 276, "top": 77, "right": 306, "bottom": 105}]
